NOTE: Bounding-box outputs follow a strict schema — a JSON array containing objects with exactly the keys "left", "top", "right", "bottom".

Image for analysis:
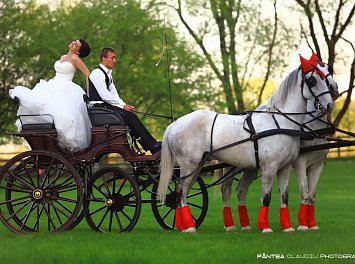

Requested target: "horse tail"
[{"left": 158, "top": 125, "right": 175, "bottom": 203}]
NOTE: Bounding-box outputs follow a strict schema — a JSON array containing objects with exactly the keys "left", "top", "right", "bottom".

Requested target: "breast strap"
[{"left": 243, "top": 112, "right": 260, "bottom": 168}]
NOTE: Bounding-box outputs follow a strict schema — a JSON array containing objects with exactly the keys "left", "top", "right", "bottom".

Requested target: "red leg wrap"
[
  {"left": 223, "top": 207, "right": 235, "bottom": 227},
  {"left": 308, "top": 204, "right": 317, "bottom": 227},
  {"left": 258, "top": 206, "right": 270, "bottom": 230},
  {"left": 181, "top": 206, "right": 195, "bottom": 228},
  {"left": 280, "top": 207, "right": 292, "bottom": 229},
  {"left": 298, "top": 203, "right": 309, "bottom": 226},
  {"left": 238, "top": 205, "right": 250, "bottom": 227},
  {"left": 174, "top": 208, "right": 185, "bottom": 231}
]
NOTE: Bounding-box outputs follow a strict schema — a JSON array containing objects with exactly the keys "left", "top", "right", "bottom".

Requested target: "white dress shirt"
[{"left": 89, "top": 63, "right": 126, "bottom": 108}]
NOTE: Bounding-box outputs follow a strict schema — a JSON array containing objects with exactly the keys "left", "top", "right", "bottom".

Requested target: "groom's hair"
[{"left": 100, "top": 47, "right": 116, "bottom": 61}]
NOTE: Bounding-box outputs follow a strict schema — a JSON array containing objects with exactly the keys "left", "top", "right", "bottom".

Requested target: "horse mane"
[{"left": 267, "top": 67, "right": 301, "bottom": 108}]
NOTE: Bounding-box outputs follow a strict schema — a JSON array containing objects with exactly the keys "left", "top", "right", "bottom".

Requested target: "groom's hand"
[{"left": 123, "top": 104, "right": 135, "bottom": 112}]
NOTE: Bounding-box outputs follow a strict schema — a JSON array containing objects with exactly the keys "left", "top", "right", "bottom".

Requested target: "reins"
[{"left": 133, "top": 110, "right": 175, "bottom": 122}]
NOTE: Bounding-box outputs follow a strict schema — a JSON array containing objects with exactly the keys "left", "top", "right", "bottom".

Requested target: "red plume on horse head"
[{"left": 299, "top": 52, "right": 321, "bottom": 73}]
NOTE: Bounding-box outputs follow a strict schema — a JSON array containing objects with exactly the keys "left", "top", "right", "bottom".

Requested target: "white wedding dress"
[{"left": 9, "top": 61, "right": 92, "bottom": 152}]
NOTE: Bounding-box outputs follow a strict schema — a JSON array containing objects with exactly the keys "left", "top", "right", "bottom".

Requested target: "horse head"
[{"left": 300, "top": 53, "right": 337, "bottom": 113}]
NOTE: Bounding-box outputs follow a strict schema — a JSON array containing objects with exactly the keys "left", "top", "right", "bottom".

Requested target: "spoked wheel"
[
  {"left": 64, "top": 163, "right": 89, "bottom": 231},
  {"left": 151, "top": 174, "right": 209, "bottom": 230},
  {"left": 83, "top": 167, "right": 141, "bottom": 232},
  {"left": 0, "top": 150, "right": 83, "bottom": 233},
  {"left": 65, "top": 209, "right": 85, "bottom": 230}
]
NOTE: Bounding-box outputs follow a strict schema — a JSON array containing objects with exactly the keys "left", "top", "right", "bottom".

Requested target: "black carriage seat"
[
  {"left": 83, "top": 94, "right": 126, "bottom": 127},
  {"left": 12, "top": 96, "right": 56, "bottom": 131},
  {"left": 19, "top": 115, "right": 55, "bottom": 131}
]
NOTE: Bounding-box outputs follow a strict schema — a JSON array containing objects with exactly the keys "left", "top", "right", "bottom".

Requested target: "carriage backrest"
[{"left": 83, "top": 94, "right": 126, "bottom": 127}]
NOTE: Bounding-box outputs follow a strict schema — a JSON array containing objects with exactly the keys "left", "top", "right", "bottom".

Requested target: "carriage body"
[{"left": 0, "top": 101, "right": 208, "bottom": 233}]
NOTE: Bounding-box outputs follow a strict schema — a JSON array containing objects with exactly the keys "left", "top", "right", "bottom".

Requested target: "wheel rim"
[
  {"left": 151, "top": 175, "right": 209, "bottom": 230},
  {"left": 83, "top": 167, "right": 141, "bottom": 232},
  {"left": 0, "top": 151, "right": 82, "bottom": 233}
]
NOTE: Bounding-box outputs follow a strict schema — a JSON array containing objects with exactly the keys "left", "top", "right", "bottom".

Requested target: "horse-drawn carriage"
[
  {"left": 0, "top": 95, "right": 209, "bottom": 233},
  {"left": 1, "top": 54, "right": 355, "bottom": 234}
]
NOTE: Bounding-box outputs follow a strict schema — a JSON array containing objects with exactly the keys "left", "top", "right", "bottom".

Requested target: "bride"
[{"left": 9, "top": 39, "right": 92, "bottom": 152}]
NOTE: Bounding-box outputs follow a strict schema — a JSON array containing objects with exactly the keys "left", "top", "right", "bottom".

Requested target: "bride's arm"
[{"left": 72, "top": 55, "right": 90, "bottom": 93}]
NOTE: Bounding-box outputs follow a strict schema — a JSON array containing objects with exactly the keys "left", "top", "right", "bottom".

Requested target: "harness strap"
[
  {"left": 272, "top": 113, "right": 281, "bottom": 129},
  {"left": 243, "top": 112, "right": 260, "bottom": 168},
  {"left": 173, "top": 119, "right": 353, "bottom": 184},
  {"left": 210, "top": 113, "right": 219, "bottom": 152}
]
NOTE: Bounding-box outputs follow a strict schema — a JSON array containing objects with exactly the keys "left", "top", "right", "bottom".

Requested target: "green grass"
[{"left": 0, "top": 159, "right": 355, "bottom": 263}]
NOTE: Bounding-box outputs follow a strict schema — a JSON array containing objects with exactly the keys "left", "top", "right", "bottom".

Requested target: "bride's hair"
[{"left": 78, "top": 39, "right": 91, "bottom": 58}]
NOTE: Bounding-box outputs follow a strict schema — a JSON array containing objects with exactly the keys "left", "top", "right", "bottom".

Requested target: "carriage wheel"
[
  {"left": 151, "top": 175, "right": 209, "bottom": 230},
  {"left": 66, "top": 163, "right": 93, "bottom": 230},
  {"left": 65, "top": 208, "right": 85, "bottom": 230},
  {"left": 0, "top": 150, "right": 82, "bottom": 233},
  {"left": 83, "top": 167, "right": 141, "bottom": 232}
]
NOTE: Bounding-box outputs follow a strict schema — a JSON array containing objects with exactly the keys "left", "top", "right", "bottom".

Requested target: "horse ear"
[
  {"left": 299, "top": 54, "right": 313, "bottom": 73},
  {"left": 310, "top": 52, "right": 320, "bottom": 63}
]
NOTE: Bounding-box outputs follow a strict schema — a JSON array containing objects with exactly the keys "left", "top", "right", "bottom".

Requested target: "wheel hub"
[
  {"left": 32, "top": 189, "right": 43, "bottom": 200},
  {"left": 105, "top": 199, "right": 113, "bottom": 206},
  {"left": 105, "top": 193, "right": 127, "bottom": 211}
]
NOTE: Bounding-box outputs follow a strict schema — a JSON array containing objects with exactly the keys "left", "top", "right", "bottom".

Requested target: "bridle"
[{"left": 301, "top": 63, "right": 334, "bottom": 112}]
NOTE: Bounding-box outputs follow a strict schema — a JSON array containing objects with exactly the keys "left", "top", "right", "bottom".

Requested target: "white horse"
[
  {"left": 215, "top": 59, "right": 338, "bottom": 232},
  {"left": 294, "top": 102, "right": 338, "bottom": 231},
  {"left": 158, "top": 54, "right": 334, "bottom": 233}
]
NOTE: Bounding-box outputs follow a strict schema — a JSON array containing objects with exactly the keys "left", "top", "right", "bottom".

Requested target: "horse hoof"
[
  {"left": 283, "top": 227, "right": 295, "bottom": 233},
  {"left": 241, "top": 226, "right": 252, "bottom": 231},
  {"left": 224, "top": 226, "right": 236, "bottom": 232},
  {"left": 261, "top": 228, "right": 273, "bottom": 233},
  {"left": 309, "top": 226, "right": 320, "bottom": 231},
  {"left": 182, "top": 227, "right": 196, "bottom": 233},
  {"left": 297, "top": 225, "right": 309, "bottom": 231}
]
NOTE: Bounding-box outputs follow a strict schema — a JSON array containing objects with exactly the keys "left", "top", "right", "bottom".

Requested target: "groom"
[{"left": 88, "top": 47, "right": 161, "bottom": 154}]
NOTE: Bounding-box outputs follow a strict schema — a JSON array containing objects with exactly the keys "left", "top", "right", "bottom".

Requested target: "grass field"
[{"left": 0, "top": 158, "right": 354, "bottom": 264}]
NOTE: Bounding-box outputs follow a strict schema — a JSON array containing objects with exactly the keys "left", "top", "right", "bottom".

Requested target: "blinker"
[{"left": 305, "top": 75, "right": 317, "bottom": 88}]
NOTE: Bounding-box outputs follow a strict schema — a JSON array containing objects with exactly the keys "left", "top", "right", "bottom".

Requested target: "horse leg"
[
  {"left": 176, "top": 165, "right": 201, "bottom": 233},
  {"left": 236, "top": 168, "right": 258, "bottom": 231},
  {"left": 277, "top": 165, "right": 295, "bottom": 232},
  {"left": 221, "top": 168, "right": 236, "bottom": 231},
  {"left": 294, "top": 159, "right": 311, "bottom": 231},
  {"left": 258, "top": 167, "right": 276, "bottom": 233},
  {"left": 213, "top": 166, "right": 235, "bottom": 231},
  {"left": 307, "top": 162, "right": 324, "bottom": 230}
]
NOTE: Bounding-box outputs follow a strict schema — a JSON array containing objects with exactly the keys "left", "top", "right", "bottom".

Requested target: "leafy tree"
[
  {"left": 1, "top": 0, "right": 212, "bottom": 139},
  {"left": 0, "top": 0, "right": 53, "bottom": 141},
  {"left": 165, "top": 0, "right": 294, "bottom": 114},
  {"left": 294, "top": 0, "right": 355, "bottom": 126}
]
